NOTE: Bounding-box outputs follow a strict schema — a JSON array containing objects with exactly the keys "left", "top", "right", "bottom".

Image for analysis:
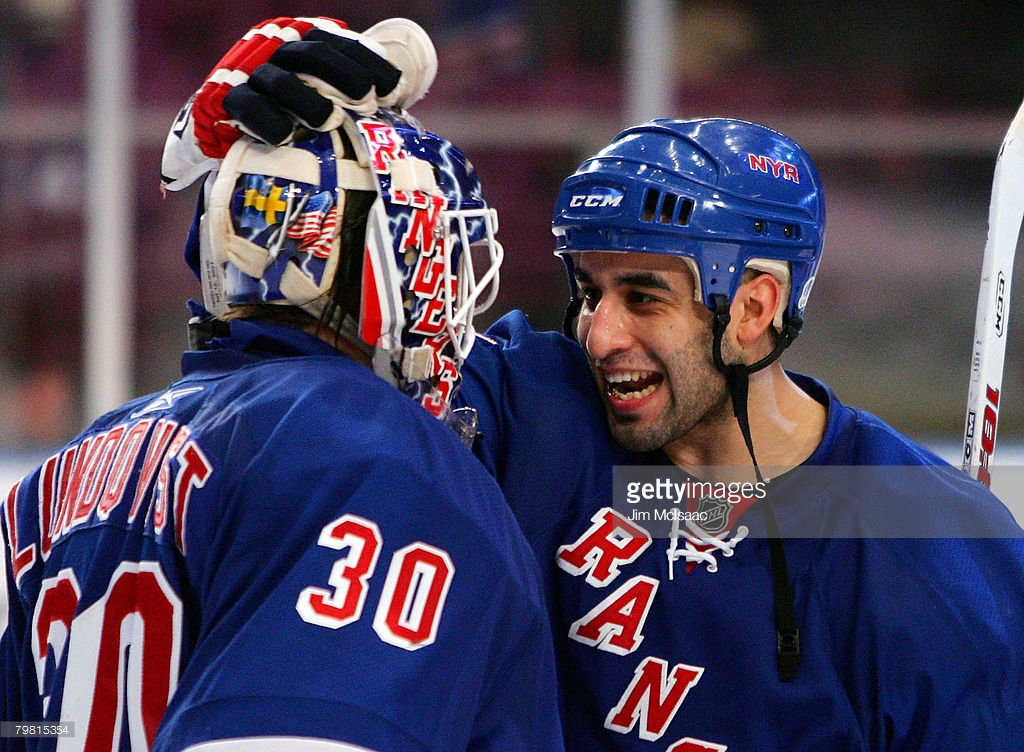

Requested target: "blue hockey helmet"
[
  {"left": 553, "top": 118, "right": 825, "bottom": 340},
  {"left": 200, "top": 109, "right": 502, "bottom": 419}
]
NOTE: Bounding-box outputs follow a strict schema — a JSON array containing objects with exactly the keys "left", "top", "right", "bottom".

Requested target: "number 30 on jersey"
[{"left": 296, "top": 513, "right": 454, "bottom": 651}]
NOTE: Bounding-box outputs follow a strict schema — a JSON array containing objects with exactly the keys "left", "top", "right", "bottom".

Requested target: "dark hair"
[{"left": 320, "top": 187, "right": 377, "bottom": 335}]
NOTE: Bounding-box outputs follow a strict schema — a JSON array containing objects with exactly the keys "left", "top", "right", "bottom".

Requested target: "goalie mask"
[
  {"left": 553, "top": 117, "right": 825, "bottom": 348},
  {"left": 198, "top": 109, "right": 502, "bottom": 420}
]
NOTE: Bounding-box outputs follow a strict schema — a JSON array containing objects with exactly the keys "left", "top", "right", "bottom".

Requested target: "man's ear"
[{"left": 729, "top": 272, "right": 782, "bottom": 349}]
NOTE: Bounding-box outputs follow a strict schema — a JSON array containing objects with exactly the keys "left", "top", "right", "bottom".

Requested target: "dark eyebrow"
[
  {"left": 615, "top": 271, "right": 673, "bottom": 291},
  {"left": 575, "top": 264, "right": 673, "bottom": 292}
]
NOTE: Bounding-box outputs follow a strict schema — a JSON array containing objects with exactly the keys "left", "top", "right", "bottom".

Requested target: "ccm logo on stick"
[{"left": 995, "top": 272, "right": 1006, "bottom": 336}]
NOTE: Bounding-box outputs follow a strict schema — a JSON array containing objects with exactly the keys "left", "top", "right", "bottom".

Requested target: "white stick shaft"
[{"left": 962, "top": 99, "right": 1024, "bottom": 486}]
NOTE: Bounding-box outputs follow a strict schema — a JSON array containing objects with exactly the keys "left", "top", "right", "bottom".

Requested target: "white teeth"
[
  {"left": 605, "top": 370, "right": 651, "bottom": 384},
  {"left": 604, "top": 369, "right": 658, "bottom": 401}
]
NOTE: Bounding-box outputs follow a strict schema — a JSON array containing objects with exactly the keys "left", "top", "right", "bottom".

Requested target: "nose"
[{"left": 579, "top": 296, "right": 634, "bottom": 361}]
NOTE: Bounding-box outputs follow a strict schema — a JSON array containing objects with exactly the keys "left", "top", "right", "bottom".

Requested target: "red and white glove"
[{"left": 161, "top": 16, "right": 436, "bottom": 191}]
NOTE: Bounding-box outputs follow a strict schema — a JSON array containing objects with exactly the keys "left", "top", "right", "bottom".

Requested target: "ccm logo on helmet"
[
  {"left": 748, "top": 154, "right": 800, "bottom": 183},
  {"left": 569, "top": 188, "right": 624, "bottom": 209}
]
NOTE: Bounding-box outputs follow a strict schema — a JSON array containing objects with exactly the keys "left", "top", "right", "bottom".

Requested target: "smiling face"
[{"left": 573, "top": 251, "right": 734, "bottom": 455}]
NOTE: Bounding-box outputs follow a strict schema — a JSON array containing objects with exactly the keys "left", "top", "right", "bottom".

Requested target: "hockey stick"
[{"left": 961, "top": 98, "right": 1024, "bottom": 487}]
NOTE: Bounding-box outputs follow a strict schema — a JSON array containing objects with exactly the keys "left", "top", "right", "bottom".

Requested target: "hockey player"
[
  {"left": 0, "top": 19, "right": 563, "bottom": 752},
  {"left": 461, "top": 119, "right": 1024, "bottom": 751},
  {"left": 152, "top": 16, "right": 1024, "bottom": 752}
]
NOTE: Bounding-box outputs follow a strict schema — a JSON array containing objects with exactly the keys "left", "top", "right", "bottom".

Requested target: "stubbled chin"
[
  {"left": 602, "top": 391, "right": 669, "bottom": 452},
  {"left": 606, "top": 415, "right": 665, "bottom": 454}
]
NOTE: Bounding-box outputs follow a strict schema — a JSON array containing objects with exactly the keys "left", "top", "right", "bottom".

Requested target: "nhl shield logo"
[{"left": 694, "top": 496, "right": 733, "bottom": 535}]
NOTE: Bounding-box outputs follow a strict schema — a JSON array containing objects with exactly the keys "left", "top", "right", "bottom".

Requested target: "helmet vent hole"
[
  {"left": 676, "top": 197, "right": 693, "bottom": 225},
  {"left": 642, "top": 188, "right": 659, "bottom": 221},
  {"left": 660, "top": 193, "right": 677, "bottom": 223},
  {"left": 641, "top": 188, "right": 693, "bottom": 225},
  {"left": 754, "top": 219, "right": 766, "bottom": 233}
]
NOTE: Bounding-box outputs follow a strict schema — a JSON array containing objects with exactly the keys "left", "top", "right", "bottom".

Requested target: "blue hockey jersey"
[
  {"left": 458, "top": 310, "right": 1024, "bottom": 752},
  {"left": 1, "top": 318, "right": 564, "bottom": 752}
]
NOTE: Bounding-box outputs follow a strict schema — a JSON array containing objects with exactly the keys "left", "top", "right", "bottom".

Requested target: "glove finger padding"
[
  {"left": 221, "top": 78, "right": 299, "bottom": 146},
  {"left": 161, "top": 16, "right": 434, "bottom": 191},
  {"left": 273, "top": 30, "right": 401, "bottom": 100},
  {"left": 221, "top": 27, "right": 404, "bottom": 145},
  {"left": 191, "top": 16, "right": 385, "bottom": 159},
  {"left": 291, "top": 19, "right": 436, "bottom": 126}
]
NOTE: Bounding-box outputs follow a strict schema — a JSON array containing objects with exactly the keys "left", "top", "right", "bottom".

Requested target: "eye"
[
  {"left": 626, "top": 289, "right": 659, "bottom": 305},
  {"left": 578, "top": 286, "right": 601, "bottom": 308}
]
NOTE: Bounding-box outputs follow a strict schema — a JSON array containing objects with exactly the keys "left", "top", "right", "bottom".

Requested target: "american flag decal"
[{"left": 286, "top": 192, "right": 338, "bottom": 259}]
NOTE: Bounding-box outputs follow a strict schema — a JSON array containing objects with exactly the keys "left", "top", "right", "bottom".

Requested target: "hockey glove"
[{"left": 161, "top": 16, "right": 437, "bottom": 190}]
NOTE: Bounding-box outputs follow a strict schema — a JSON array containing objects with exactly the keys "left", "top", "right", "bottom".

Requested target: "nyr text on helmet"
[{"left": 748, "top": 154, "right": 800, "bottom": 183}]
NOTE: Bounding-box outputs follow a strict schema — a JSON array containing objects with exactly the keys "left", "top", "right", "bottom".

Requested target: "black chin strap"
[{"left": 711, "top": 295, "right": 801, "bottom": 682}]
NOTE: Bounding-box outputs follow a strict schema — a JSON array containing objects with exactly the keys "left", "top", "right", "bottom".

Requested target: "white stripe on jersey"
[{"left": 183, "top": 738, "right": 379, "bottom": 752}]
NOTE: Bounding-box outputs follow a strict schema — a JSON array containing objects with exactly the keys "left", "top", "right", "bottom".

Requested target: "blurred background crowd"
[{"left": 0, "top": 0, "right": 1022, "bottom": 473}]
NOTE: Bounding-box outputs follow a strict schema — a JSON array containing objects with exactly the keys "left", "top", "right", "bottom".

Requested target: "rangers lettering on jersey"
[
  {"left": 569, "top": 575, "right": 659, "bottom": 655},
  {"left": 605, "top": 657, "right": 704, "bottom": 742},
  {"left": 558, "top": 506, "right": 728, "bottom": 750},
  {"left": 557, "top": 507, "right": 651, "bottom": 587}
]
